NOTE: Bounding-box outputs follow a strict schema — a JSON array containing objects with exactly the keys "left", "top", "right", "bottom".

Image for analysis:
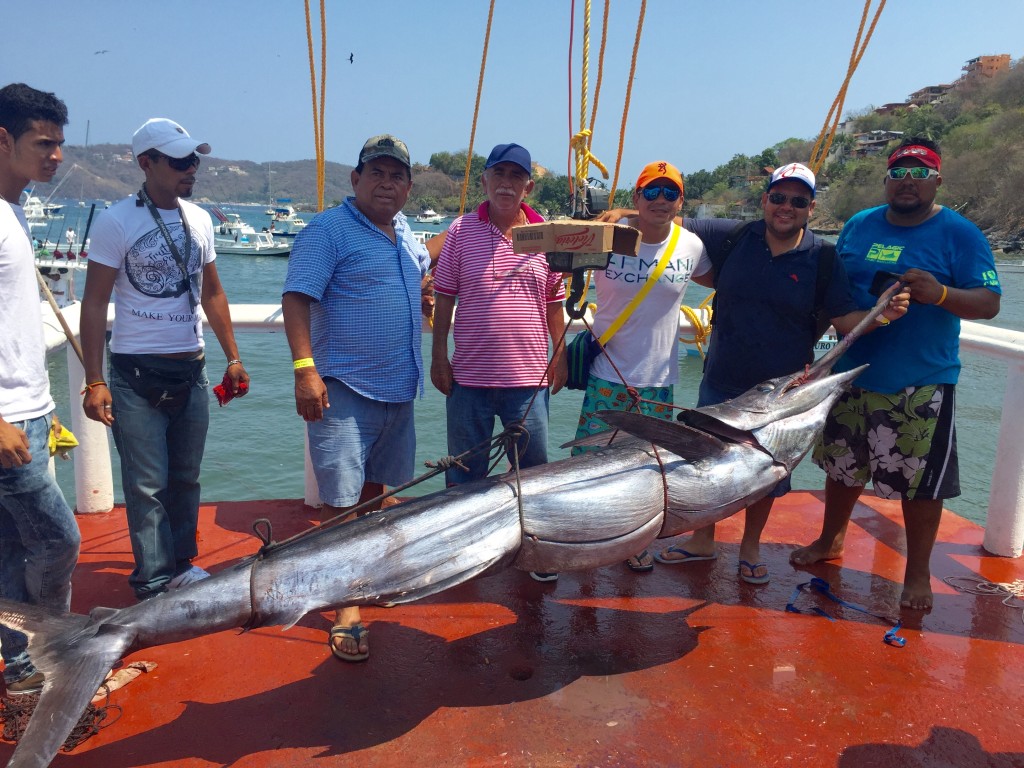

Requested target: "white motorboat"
[
  {"left": 267, "top": 203, "right": 308, "bottom": 237},
  {"left": 210, "top": 207, "right": 258, "bottom": 239},
  {"left": 214, "top": 231, "right": 291, "bottom": 257},
  {"left": 414, "top": 208, "right": 444, "bottom": 224},
  {"left": 21, "top": 194, "right": 51, "bottom": 230}
]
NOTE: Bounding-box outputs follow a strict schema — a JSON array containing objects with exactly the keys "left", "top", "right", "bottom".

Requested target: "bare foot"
[
  {"left": 900, "top": 577, "right": 934, "bottom": 611},
  {"left": 789, "top": 539, "right": 844, "bottom": 566}
]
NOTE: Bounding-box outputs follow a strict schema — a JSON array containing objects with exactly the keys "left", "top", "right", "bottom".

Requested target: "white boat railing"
[{"left": 43, "top": 302, "right": 1024, "bottom": 558}]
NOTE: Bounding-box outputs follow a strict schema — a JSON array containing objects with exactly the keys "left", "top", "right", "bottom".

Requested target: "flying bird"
[
  {"left": 94, "top": 49, "right": 109, "bottom": 55},
  {"left": 349, "top": 52, "right": 354, "bottom": 63}
]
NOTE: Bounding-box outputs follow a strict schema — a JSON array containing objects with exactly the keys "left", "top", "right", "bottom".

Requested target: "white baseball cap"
[
  {"left": 132, "top": 118, "right": 211, "bottom": 159},
  {"left": 768, "top": 163, "right": 816, "bottom": 197}
]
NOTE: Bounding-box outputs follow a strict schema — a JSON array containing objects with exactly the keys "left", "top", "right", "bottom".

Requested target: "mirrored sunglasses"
[
  {"left": 640, "top": 185, "right": 680, "bottom": 202},
  {"left": 767, "top": 192, "right": 811, "bottom": 209},
  {"left": 887, "top": 166, "right": 937, "bottom": 181}
]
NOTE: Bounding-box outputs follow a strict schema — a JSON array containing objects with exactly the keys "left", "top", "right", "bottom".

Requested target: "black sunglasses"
[
  {"left": 640, "top": 185, "right": 681, "bottom": 202},
  {"left": 767, "top": 191, "right": 811, "bottom": 209},
  {"left": 149, "top": 151, "right": 201, "bottom": 171}
]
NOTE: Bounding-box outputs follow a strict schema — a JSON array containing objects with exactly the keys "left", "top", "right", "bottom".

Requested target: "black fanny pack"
[{"left": 110, "top": 353, "right": 205, "bottom": 411}]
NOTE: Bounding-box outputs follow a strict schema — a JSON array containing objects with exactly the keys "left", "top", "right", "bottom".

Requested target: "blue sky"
[{"left": 3, "top": 1, "right": 1022, "bottom": 183}]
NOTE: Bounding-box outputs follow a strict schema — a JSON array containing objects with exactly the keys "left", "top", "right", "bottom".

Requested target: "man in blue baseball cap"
[{"left": 431, "top": 143, "right": 568, "bottom": 581}]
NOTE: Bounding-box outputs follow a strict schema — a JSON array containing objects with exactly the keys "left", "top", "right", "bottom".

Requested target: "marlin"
[{"left": 0, "top": 289, "right": 899, "bottom": 767}]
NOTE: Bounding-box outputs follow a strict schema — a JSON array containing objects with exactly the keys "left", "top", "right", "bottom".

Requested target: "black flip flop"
[{"left": 625, "top": 550, "right": 655, "bottom": 573}]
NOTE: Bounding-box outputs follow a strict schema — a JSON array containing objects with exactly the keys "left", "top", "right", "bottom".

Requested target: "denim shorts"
[{"left": 307, "top": 378, "right": 415, "bottom": 507}]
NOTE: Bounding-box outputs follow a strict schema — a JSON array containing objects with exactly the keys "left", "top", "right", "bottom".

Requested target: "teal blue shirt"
[{"left": 834, "top": 205, "right": 1001, "bottom": 393}]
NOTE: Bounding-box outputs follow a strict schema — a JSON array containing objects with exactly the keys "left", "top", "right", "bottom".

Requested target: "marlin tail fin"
[{"left": 0, "top": 598, "right": 134, "bottom": 768}]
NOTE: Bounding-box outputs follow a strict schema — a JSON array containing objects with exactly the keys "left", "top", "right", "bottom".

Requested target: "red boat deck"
[{"left": 3, "top": 492, "right": 1023, "bottom": 767}]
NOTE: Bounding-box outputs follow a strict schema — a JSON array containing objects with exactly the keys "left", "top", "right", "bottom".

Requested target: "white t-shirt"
[
  {"left": 590, "top": 221, "right": 709, "bottom": 387},
  {"left": 89, "top": 195, "right": 216, "bottom": 354},
  {"left": 0, "top": 201, "right": 54, "bottom": 422}
]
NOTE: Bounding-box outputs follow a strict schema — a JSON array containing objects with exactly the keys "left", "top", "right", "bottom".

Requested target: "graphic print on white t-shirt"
[{"left": 125, "top": 221, "right": 201, "bottom": 300}]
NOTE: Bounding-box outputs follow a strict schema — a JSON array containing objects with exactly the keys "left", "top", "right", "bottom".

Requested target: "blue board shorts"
[
  {"left": 306, "top": 378, "right": 416, "bottom": 507},
  {"left": 572, "top": 375, "right": 674, "bottom": 455}
]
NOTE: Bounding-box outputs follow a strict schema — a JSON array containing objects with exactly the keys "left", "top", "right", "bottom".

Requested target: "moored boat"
[
  {"left": 214, "top": 231, "right": 291, "bottom": 257},
  {"left": 414, "top": 208, "right": 444, "bottom": 224}
]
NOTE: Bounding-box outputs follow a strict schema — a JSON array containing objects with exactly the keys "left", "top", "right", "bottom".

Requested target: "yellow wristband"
[
  {"left": 935, "top": 284, "right": 948, "bottom": 306},
  {"left": 293, "top": 357, "right": 315, "bottom": 370}
]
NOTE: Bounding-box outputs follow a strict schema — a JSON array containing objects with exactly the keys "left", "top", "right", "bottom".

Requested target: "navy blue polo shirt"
[{"left": 685, "top": 218, "right": 858, "bottom": 396}]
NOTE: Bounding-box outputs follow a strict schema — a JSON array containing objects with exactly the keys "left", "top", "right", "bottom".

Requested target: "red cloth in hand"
[{"left": 213, "top": 373, "right": 249, "bottom": 406}]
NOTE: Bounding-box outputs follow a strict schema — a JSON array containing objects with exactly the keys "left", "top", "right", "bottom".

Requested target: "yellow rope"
[
  {"left": 808, "top": 0, "right": 886, "bottom": 173},
  {"left": 303, "top": 0, "right": 328, "bottom": 211},
  {"left": 608, "top": 0, "right": 646, "bottom": 201},
  {"left": 575, "top": 0, "right": 590, "bottom": 190},
  {"left": 570, "top": 130, "right": 609, "bottom": 180},
  {"left": 587, "top": 0, "right": 611, "bottom": 158},
  {"left": 678, "top": 293, "right": 714, "bottom": 359},
  {"left": 459, "top": 0, "right": 496, "bottom": 217}
]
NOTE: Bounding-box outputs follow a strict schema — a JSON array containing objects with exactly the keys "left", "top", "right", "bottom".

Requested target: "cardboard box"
[{"left": 512, "top": 222, "right": 641, "bottom": 258}]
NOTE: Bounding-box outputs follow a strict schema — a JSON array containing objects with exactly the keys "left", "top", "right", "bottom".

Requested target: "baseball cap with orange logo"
[{"left": 636, "top": 161, "right": 684, "bottom": 193}]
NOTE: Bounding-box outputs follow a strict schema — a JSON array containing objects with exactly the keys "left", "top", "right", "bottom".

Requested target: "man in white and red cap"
[
  {"left": 81, "top": 118, "right": 249, "bottom": 601},
  {"left": 599, "top": 161, "right": 908, "bottom": 583},
  {"left": 792, "top": 137, "right": 1002, "bottom": 611}
]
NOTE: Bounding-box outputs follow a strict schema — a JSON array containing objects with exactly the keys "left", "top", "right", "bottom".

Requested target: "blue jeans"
[
  {"left": 445, "top": 383, "right": 549, "bottom": 485},
  {"left": 0, "top": 413, "right": 80, "bottom": 683},
  {"left": 109, "top": 360, "right": 210, "bottom": 599}
]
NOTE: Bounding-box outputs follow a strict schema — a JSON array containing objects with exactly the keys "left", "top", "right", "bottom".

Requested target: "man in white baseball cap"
[
  {"left": 132, "top": 117, "right": 211, "bottom": 160},
  {"left": 80, "top": 117, "right": 249, "bottom": 601}
]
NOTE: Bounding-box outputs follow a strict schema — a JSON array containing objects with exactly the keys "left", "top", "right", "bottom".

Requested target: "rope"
[
  {"left": 808, "top": 0, "right": 886, "bottom": 173},
  {"left": 587, "top": 0, "right": 612, "bottom": 159},
  {"left": 570, "top": 130, "right": 609, "bottom": 182},
  {"left": 458, "top": 0, "right": 495, "bottom": 217},
  {"left": 943, "top": 575, "right": 1024, "bottom": 625},
  {"left": 678, "top": 294, "right": 714, "bottom": 359},
  {"left": 1, "top": 687, "right": 121, "bottom": 751},
  {"left": 302, "top": 0, "right": 328, "bottom": 211},
  {"left": 576, "top": 0, "right": 590, "bottom": 189},
  {"left": 608, "top": 0, "right": 646, "bottom": 202},
  {"left": 569, "top": 0, "right": 611, "bottom": 211}
]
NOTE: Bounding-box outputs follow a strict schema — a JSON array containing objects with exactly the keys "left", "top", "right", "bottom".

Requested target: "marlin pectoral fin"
[{"left": 592, "top": 410, "right": 728, "bottom": 459}]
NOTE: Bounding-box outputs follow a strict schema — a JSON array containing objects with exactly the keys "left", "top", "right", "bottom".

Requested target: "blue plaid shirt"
[{"left": 284, "top": 198, "right": 429, "bottom": 402}]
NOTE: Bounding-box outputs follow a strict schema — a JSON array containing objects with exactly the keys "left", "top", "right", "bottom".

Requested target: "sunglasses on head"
[
  {"left": 640, "top": 185, "right": 680, "bottom": 202},
  {"left": 150, "top": 151, "right": 201, "bottom": 171},
  {"left": 887, "top": 166, "right": 937, "bottom": 181},
  {"left": 767, "top": 191, "right": 811, "bottom": 209}
]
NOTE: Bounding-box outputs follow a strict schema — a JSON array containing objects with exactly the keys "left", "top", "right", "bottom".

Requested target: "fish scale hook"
[{"left": 251, "top": 518, "right": 275, "bottom": 554}]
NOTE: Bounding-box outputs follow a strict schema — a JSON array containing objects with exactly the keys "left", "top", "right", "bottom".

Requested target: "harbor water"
[{"left": 45, "top": 204, "right": 1021, "bottom": 527}]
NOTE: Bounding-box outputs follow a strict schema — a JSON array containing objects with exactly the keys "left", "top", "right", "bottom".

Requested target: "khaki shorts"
[{"left": 813, "top": 383, "right": 960, "bottom": 501}]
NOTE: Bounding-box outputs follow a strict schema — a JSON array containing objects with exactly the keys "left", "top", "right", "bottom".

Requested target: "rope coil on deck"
[
  {"left": 943, "top": 576, "right": 1024, "bottom": 624},
  {"left": 1, "top": 686, "right": 121, "bottom": 751}
]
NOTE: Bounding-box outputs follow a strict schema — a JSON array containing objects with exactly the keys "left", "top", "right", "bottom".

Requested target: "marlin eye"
[{"left": 757, "top": 384, "right": 776, "bottom": 393}]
